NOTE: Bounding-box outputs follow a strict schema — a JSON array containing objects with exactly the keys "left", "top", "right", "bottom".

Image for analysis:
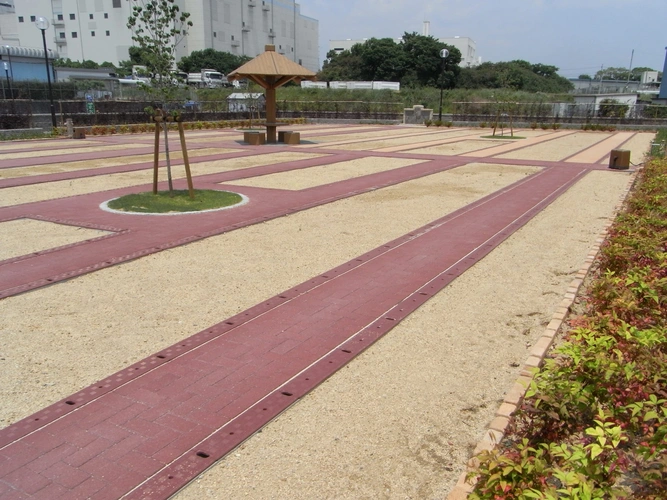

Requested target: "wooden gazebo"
[{"left": 227, "top": 45, "right": 317, "bottom": 143}]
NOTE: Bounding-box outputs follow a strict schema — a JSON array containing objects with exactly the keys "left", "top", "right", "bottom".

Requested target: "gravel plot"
[
  {"left": 595, "top": 133, "right": 656, "bottom": 165},
  {"left": 0, "top": 152, "right": 324, "bottom": 207},
  {"left": 224, "top": 157, "right": 427, "bottom": 190},
  {"left": 0, "top": 139, "right": 109, "bottom": 152},
  {"left": 176, "top": 168, "right": 633, "bottom": 500},
  {"left": 0, "top": 143, "right": 147, "bottom": 160},
  {"left": 303, "top": 128, "right": 426, "bottom": 144},
  {"left": 323, "top": 129, "right": 481, "bottom": 151},
  {"left": 0, "top": 163, "right": 538, "bottom": 428},
  {"left": 418, "top": 139, "right": 512, "bottom": 156},
  {"left": 0, "top": 148, "right": 241, "bottom": 180},
  {"left": 0, "top": 219, "right": 110, "bottom": 261},
  {"left": 497, "top": 132, "right": 610, "bottom": 161}
]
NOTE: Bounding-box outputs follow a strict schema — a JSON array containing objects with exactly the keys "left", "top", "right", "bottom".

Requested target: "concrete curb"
[{"left": 446, "top": 169, "right": 637, "bottom": 499}]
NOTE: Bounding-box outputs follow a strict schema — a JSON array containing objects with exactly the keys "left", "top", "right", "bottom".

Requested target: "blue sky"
[{"left": 302, "top": 0, "right": 666, "bottom": 77}]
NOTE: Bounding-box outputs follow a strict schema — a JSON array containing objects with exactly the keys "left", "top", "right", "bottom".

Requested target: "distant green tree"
[
  {"left": 356, "top": 37, "right": 405, "bottom": 81},
  {"left": 53, "top": 58, "right": 102, "bottom": 69},
  {"left": 318, "top": 32, "right": 461, "bottom": 88},
  {"left": 177, "top": 48, "right": 251, "bottom": 74},
  {"left": 458, "top": 60, "right": 573, "bottom": 92},
  {"left": 594, "top": 66, "right": 659, "bottom": 82},
  {"left": 127, "top": 0, "right": 191, "bottom": 91},
  {"left": 598, "top": 98, "right": 629, "bottom": 118},
  {"left": 318, "top": 49, "right": 364, "bottom": 81},
  {"left": 400, "top": 32, "right": 461, "bottom": 88},
  {"left": 579, "top": 74, "right": 592, "bottom": 80}
]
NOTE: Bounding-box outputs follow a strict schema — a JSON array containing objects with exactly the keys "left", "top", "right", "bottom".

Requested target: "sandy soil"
[
  {"left": 497, "top": 132, "right": 612, "bottom": 160},
  {"left": 0, "top": 219, "right": 110, "bottom": 261},
  {"left": 596, "top": 133, "right": 655, "bottom": 165},
  {"left": 323, "top": 129, "right": 482, "bottom": 151},
  {"left": 0, "top": 143, "right": 147, "bottom": 160},
  {"left": 0, "top": 148, "right": 241, "bottom": 180},
  {"left": 416, "top": 139, "right": 512, "bottom": 156},
  {"left": 224, "top": 156, "right": 427, "bottom": 190},
  {"left": 302, "top": 127, "right": 431, "bottom": 145},
  {"left": 0, "top": 152, "right": 324, "bottom": 207},
  {"left": 0, "top": 126, "right": 651, "bottom": 498},
  {"left": 0, "top": 139, "right": 109, "bottom": 151}
]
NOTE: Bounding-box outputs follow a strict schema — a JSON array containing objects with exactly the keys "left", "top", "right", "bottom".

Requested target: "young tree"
[{"left": 127, "top": 0, "right": 192, "bottom": 194}]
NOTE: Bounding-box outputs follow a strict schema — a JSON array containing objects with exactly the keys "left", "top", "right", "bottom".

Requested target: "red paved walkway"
[{"left": 0, "top": 164, "right": 587, "bottom": 499}]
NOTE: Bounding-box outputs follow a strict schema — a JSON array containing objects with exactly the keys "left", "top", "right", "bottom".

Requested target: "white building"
[
  {"left": 0, "top": 0, "right": 319, "bottom": 72},
  {"left": 185, "top": 0, "right": 319, "bottom": 72},
  {"left": 438, "top": 36, "right": 478, "bottom": 67},
  {"left": 329, "top": 35, "right": 479, "bottom": 68}
]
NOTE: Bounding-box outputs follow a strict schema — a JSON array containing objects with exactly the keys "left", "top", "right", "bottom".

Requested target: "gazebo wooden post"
[
  {"left": 265, "top": 81, "right": 277, "bottom": 143},
  {"left": 227, "top": 44, "right": 316, "bottom": 145}
]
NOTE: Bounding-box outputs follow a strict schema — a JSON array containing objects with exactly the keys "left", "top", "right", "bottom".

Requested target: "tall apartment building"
[{"left": 0, "top": 0, "right": 319, "bottom": 72}]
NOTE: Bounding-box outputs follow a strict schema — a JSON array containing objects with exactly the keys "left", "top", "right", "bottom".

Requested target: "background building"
[
  {"left": 185, "top": 0, "right": 318, "bottom": 72},
  {"left": 0, "top": 0, "right": 319, "bottom": 73}
]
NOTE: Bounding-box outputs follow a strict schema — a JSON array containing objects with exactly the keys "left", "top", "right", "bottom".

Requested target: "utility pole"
[{"left": 624, "top": 49, "right": 634, "bottom": 91}]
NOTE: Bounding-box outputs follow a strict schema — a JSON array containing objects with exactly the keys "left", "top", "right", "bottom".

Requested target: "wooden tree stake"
[
  {"left": 177, "top": 119, "right": 195, "bottom": 200},
  {"left": 152, "top": 118, "right": 160, "bottom": 194}
]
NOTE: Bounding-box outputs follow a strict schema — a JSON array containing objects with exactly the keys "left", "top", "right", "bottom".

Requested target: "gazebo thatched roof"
[{"left": 227, "top": 45, "right": 316, "bottom": 87}]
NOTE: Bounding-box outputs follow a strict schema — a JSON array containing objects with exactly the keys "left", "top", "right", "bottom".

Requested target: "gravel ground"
[
  {"left": 0, "top": 147, "right": 239, "bottom": 180},
  {"left": 0, "top": 152, "right": 324, "bottom": 206},
  {"left": 225, "top": 156, "right": 427, "bottom": 190},
  {"left": 0, "top": 219, "right": 110, "bottom": 261},
  {"left": 497, "top": 132, "right": 611, "bottom": 161}
]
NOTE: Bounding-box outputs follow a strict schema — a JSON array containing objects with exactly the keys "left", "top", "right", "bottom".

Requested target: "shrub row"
[
  {"left": 424, "top": 119, "right": 453, "bottom": 127},
  {"left": 61, "top": 118, "right": 306, "bottom": 137},
  {"left": 469, "top": 153, "right": 667, "bottom": 498}
]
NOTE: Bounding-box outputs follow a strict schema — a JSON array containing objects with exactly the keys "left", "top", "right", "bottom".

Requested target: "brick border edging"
[{"left": 446, "top": 170, "right": 637, "bottom": 499}]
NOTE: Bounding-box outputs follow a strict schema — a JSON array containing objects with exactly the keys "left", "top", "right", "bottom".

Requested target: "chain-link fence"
[
  {"left": 1, "top": 97, "right": 405, "bottom": 130},
  {"left": 451, "top": 101, "right": 667, "bottom": 126}
]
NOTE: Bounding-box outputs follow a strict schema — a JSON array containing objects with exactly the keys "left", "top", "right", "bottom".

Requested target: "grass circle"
[{"left": 103, "top": 189, "right": 246, "bottom": 215}]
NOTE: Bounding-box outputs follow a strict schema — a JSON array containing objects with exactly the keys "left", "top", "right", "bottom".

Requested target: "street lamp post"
[
  {"left": 35, "top": 16, "right": 57, "bottom": 129},
  {"left": 438, "top": 48, "right": 449, "bottom": 122},
  {"left": 3, "top": 62, "right": 11, "bottom": 100},
  {"left": 4, "top": 46, "right": 13, "bottom": 80}
]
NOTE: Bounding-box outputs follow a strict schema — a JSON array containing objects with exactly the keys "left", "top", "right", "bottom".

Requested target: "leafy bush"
[
  {"left": 598, "top": 98, "right": 629, "bottom": 119},
  {"left": 470, "top": 157, "right": 667, "bottom": 498}
]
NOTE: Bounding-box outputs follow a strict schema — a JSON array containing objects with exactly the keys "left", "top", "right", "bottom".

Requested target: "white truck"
[{"left": 186, "top": 69, "right": 229, "bottom": 88}]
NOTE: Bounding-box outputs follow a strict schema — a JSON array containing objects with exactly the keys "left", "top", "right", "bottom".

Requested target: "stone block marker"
[{"left": 403, "top": 105, "right": 433, "bottom": 125}]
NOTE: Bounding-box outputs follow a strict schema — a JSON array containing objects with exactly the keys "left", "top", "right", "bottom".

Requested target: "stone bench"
[
  {"left": 243, "top": 130, "right": 266, "bottom": 145},
  {"left": 73, "top": 128, "right": 86, "bottom": 139},
  {"left": 278, "top": 131, "right": 300, "bottom": 144}
]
